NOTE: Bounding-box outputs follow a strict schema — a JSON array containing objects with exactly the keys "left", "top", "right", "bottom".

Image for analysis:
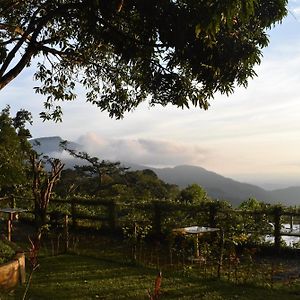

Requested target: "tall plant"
[
  {"left": 0, "top": 106, "right": 32, "bottom": 197},
  {"left": 60, "top": 142, "right": 128, "bottom": 197},
  {"left": 30, "top": 152, "right": 64, "bottom": 241}
]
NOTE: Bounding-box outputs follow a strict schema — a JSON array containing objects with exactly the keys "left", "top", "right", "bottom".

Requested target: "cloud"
[
  {"left": 76, "top": 133, "right": 210, "bottom": 167},
  {"left": 291, "top": 6, "right": 300, "bottom": 18}
]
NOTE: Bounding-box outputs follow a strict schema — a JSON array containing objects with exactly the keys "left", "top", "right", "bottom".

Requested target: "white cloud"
[
  {"left": 76, "top": 133, "right": 210, "bottom": 167},
  {"left": 291, "top": 6, "right": 300, "bottom": 18}
]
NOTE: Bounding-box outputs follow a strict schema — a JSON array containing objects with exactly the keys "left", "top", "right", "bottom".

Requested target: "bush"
[{"left": 0, "top": 240, "right": 15, "bottom": 264}]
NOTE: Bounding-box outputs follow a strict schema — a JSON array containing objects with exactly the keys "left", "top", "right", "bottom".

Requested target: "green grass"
[
  {"left": 2, "top": 252, "right": 299, "bottom": 300},
  {"left": 1, "top": 234, "right": 300, "bottom": 299}
]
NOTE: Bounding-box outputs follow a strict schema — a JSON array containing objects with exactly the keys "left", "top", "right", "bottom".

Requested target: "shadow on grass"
[{"left": 2, "top": 253, "right": 298, "bottom": 300}]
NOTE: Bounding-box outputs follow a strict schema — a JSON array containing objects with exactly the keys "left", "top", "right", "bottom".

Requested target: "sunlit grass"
[
  {"left": 0, "top": 234, "right": 299, "bottom": 299},
  {"left": 2, "top": 251, "right": 298, "bottom": 300}
]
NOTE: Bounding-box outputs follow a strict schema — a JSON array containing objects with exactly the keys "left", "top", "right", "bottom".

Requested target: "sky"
[{"left": 1, "top": 1, "right": 300, "bottom": 190}]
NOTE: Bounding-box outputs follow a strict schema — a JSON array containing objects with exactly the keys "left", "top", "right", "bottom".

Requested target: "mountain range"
[{"left": 29, "top": 136, "right": 300, "bottom": 207}]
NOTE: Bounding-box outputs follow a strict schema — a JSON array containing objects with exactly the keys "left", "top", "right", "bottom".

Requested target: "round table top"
[
  {"left": 0, "top": 208, "right": 27, "bottom": 214},
  {"left": 173, "top": 226, "right": 219, "bottom": 235}
]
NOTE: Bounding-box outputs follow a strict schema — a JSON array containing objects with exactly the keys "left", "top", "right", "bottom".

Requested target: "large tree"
[
  {"left": 30, "top": 152, "right": 64, "bottom": 234},
  {"left": 124, "top": 169, "right": 180, "bottom": 201},
  {"left": 0, "top": 1, "right": 287, "bottom": 120},
  {"left": 0, "top": 106, "right": 32, "bottom": 196},
  {"left": 179, "top": 183, "right": 209, "bottom": 204},
  {"left": 61, "top": 144, "right": 128, "bottom": 196}
]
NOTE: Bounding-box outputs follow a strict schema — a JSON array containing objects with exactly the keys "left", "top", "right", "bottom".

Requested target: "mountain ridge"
[
  {"left": 29, "top": 136, "right": 300, "bottom": 207},
  {"left": 149, "top": 164, "right": 271, "bottom": 206}
]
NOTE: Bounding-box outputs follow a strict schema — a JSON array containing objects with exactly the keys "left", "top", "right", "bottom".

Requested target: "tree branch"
[
  {"left": 0, "top": 6, "right": 41, "bottom": 79},
  {"left": 0, "top": 33, "right": 29, "bottom": 78},
  {"left": 0, "top": 2, "right": 86, "bottom": 89},
  {"left": 0, "top": 0, "right": 22, "bottom": 15}
]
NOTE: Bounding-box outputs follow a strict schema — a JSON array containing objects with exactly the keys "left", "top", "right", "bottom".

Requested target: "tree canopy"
[
  {"left": 59, "top": 144, "right": 128, "bottom": 196},
  {"left": 179, "top": 183, "right": 208, "bottom": 204},
  {"left": 0, "top": 0, "right": 287, "bottom": 120},
  {"left": 0, "top": 106, "right": 32, "bottom": 195}
]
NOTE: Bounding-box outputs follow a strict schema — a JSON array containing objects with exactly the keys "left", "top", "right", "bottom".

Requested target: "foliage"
[
  {"left": 124, "top": 170, "right": 180, "bottom": 202},
  {"left": 22, "top": 236, "right": 40, "bottom": 300},
  {"left": 0, "top": 240, "right": 15, "bottom": 264},
  {"left": 123, "top": 223, "right": 152, "bottom": 243},
  {"left": 59, "top": 144, "right": 128, "bottom": 197},
  {"left": 0, "top": 106, "right": 66, "bottom": 225},
  {"left": 122, "top": 221, "right": 152, "bottom": 261},
  {"left": 0, "top": 106, "right": 32, "bottom": 196},
  {"left": 30, "top": 151, "right": 65, "bottom": 236},
  {"left": 239, "top": 197, "right": 268, "bottom": 210},
  {"left": 178, "top": 183, "right": 209, "bottom": 205},
  {"left": 238, "top": 198, "right": 273, "bottom": 244},
  {"left": 53, "top": 168, "right": 85, "bottom": 197},
  {"left": 0, "top": 1, "right": 287, "bottom": 120},
  {"left": 55, "top": 157, "right": 179, "bottom": 203}
]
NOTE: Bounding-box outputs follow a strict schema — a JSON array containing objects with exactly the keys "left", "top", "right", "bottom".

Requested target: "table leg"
[
  {"left": 195, "top": 234, "right": 200, "bottom": 258},
  {"left": 7, "top": 213, "right": 13, "bottom": 241}
]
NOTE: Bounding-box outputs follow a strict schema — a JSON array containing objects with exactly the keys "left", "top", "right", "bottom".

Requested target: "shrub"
[{"left": 0, "top": 240, "right": 15, "bottom": 264}]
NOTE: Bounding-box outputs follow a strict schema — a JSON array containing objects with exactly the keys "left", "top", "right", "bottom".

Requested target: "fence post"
[
  {"left": 71, "top": 198, "right": 77, "bottom": 229},
  {"left": 64, "top": 214, "right": 69, "bottom": 253},
  {"left": 290, "top": 215, "right": 294, "bottom": 231},
  {"left": 273, "top": 206, "right": 282, "bottom": 252}
]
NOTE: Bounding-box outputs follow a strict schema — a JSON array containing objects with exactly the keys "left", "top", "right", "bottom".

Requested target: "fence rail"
[
  {"left": 2, "top": 196, "right": 300, "bottom": 251},
  {"left": 51, "top": 198, "right": 300, "bottom": 249}
]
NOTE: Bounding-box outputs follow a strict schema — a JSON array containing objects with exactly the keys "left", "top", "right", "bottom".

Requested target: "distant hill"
[
  {"left": 29, "top": 136, "right": 80, "bottom": 154},
  {"left": 29, "top": 136, "right": 83, "bottom": 169},
  {"left": 269, "top": 186, "right": 300, "bottom": 206},
  {"left": 29, "top": 136, "right": 300, "bottom": 207},
  {"left": 150, "top": 165, "right": 272, "bottom": 206}
]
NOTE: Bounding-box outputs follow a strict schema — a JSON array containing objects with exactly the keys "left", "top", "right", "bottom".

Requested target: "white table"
[{"left": 173, "top": 226, "right": 219, "bottom": 258}]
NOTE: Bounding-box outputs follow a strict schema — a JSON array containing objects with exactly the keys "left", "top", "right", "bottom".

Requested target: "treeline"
[
  {"left": 1, "top": 106, "right": 300, "bottom": 251},
  {"left": 0, "top": 107, "right": 215, "bottom": 244}
]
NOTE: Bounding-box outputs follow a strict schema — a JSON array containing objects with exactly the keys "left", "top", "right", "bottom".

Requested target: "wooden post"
[
  {"left": 290, "top": 215, "right": 294, "bottom": 231},
  {"left": 7, "top": 213, "right": 12, "bottom": 241},
  {"left": 64, "top": 214, "right": 69, "bottom": 253},
  {"left": 195, "top": 234, "right": 200, "bottom": 258}
]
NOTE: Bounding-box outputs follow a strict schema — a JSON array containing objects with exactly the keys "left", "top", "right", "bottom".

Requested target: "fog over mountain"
[
  {"left": 29, "top": 136, "right": 300, "bottom": 207},
  {"left": 76, "top": 132, "right": 209, "bottom": 167},
  {"left": 30, "top": 136, "right": 80, "bottom": 154}
]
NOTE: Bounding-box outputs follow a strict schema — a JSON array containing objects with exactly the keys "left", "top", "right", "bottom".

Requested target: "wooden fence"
[
  {"left": 2, "top": 196, "right": 300, "bottom": 251},
  {"left": 48, "top": 198, "right": 300, "bottom": 251}
]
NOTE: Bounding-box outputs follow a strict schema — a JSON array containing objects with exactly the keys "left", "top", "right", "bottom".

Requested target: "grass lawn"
[
  {"left": 1, "top": 251, "right": 299, "bottom": 300},
  {"left": 0, "top": 233, "right": 299, "bottom": 299}
]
